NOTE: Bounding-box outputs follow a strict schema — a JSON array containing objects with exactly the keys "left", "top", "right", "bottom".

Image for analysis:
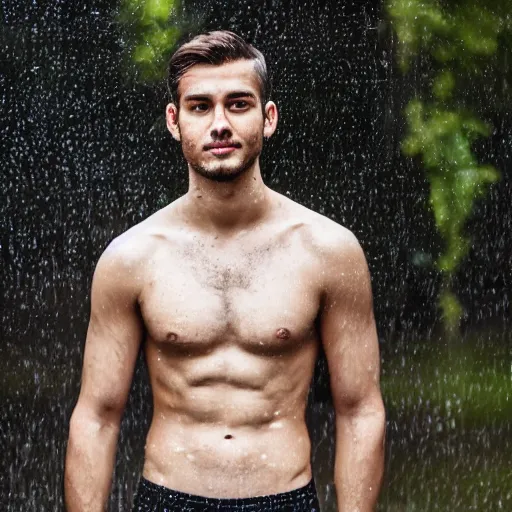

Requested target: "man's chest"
[{"left": 138, "top": 236, "right": 322, "bottom": 355}]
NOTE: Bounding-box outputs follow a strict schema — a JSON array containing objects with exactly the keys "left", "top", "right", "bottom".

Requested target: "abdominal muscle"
[{"left": 141, "top": 344, "right": 316, "bottom": 498}]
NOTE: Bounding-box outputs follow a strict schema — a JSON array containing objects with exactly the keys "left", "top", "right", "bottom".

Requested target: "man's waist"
[
  {"left": 142, "top": 421, "right": 313, "bottom": 499},
  {"left": 144, "top": 417, "right": 312, "bottom": 473}
]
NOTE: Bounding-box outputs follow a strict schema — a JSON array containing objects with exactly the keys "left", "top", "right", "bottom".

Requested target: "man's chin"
[
  {"left": 191, "top": 160, "right": 255, "bottom": 183},
  {"left": 200, "top": 169, "right": 245, "bottom": 183}
]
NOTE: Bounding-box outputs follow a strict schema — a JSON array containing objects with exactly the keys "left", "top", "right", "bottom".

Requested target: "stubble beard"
[
  {"left": 185, "top": 133, "right": 263, "bottom": 183},
  {"left": 190, "top": 152, "right": 259, "bottom": 183},
  {"left": 179, "top": 121, "right": 264, "bottom": 183}
]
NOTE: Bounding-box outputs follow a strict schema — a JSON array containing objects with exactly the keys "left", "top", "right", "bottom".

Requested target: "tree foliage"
[
  {"left": 118, "top": 0, "right": 182, "bottom": 81},
  {"left": 387, "top": 0, "right": 510, "bottom": 334}
]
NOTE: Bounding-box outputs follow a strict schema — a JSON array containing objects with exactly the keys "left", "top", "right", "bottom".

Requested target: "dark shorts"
[{"left": 132, "top": 477, "right": 321, "bottom": 511}]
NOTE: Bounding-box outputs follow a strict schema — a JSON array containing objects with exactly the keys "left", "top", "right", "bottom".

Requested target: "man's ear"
[
  {"left": 263, "top": 101, "right": 278, "bottom": 139},
  {"left": 165, "top": 103, "right": 180, "bottom": 141}
]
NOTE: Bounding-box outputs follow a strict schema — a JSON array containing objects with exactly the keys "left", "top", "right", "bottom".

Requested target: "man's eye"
[
  {"left": 231, "top": 101, "right": 248, "bottom": 110},
  {"left": 191, "top": 104, "right": 208, "bottom": 111}
]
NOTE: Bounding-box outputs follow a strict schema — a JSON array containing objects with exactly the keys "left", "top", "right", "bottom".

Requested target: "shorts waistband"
[{"left": 137, "top": 476, "right": 319, "bottom": 510}]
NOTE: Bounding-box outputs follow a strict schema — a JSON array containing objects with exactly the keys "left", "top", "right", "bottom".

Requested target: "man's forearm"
[
  {"left": 64, "top": 406, "right": 120, "bottom": 511},
  {"left": 334, "top": 402, "right": 385, "bottom": 511}
]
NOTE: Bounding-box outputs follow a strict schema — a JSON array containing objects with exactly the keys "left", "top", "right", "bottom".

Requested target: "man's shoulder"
[
  {"left": 281, "top": 197, "right": 371, "bottom": 295},
  {"left": 278, "top": 193, "right": 361, "bottom": 257},
  {"left": 98, "top": 201, "right": 181, "bottom": 272}
]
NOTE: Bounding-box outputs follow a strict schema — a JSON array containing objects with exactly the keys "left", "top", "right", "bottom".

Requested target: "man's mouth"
[{"left": 204, "top": 142, "right": 241, "bottom": 155}]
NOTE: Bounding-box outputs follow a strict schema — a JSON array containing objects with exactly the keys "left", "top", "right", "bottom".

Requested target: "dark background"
[{"left": 1, "top": 0, "right": 510, "bottom": 510}]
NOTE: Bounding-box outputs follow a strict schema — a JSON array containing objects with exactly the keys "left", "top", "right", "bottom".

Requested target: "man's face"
[{"left": 166, "top": 59, "right": 277, "bottom": 182}]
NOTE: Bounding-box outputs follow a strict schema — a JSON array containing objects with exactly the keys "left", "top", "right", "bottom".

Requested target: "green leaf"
[
  {"left": 433, "top": 70, "right": 455, "bottom": 100},
  {"left": 438, "top": 288, "right": 463, "bottom": 329}
]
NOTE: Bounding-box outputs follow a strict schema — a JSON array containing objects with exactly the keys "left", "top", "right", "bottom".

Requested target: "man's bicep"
[
  {"left": 77, "top": 251, "right": 144, "bottom": 423},
  {"left": 320, "top": 238, "right": 381, "bottom": 414}
]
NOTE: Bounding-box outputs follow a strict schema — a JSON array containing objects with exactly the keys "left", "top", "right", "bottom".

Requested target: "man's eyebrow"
[
  {"left": 226, "top": 91, "right": 257, "bottom": 100},
  {"left": 183, "top": 94, "right": 210, "bottom": 102}
]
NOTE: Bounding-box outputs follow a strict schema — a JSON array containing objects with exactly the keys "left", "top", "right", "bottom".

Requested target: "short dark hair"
[{"left": 167, "top": 30, "right": 270, "bottom": 105}]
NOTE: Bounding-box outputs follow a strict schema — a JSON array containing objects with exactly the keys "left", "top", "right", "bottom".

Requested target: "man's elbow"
[
  {"left": 68, "top": 400, "right": 123, "bottom": 439},
  {"left": 335, "top": 392, "right": 386, "bottom": 437}
]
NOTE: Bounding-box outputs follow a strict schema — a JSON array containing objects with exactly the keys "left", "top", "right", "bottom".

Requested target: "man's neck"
[{"left": 181, "top": 164, "right": 272, "bottom": 235}]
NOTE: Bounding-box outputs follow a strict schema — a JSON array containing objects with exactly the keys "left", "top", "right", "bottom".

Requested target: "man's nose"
[{"left": 210, "top": 106, "right": 231, "bottom": 139}]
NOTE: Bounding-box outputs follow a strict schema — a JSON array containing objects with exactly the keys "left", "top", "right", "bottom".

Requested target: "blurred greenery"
[
  {"left": 386, "top": 0, "right": 511, "bottom": 335},
  {"left": 381, "top": 334, "right": 512, "bottom": 429},
  {"left": 379, "top": 330, "right": 512, "bottom": 511},
  {"left": 118, "top": 0, "right": 182, "bottom": 81}
]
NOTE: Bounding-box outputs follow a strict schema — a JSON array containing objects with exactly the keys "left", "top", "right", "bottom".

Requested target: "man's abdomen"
[{"left": 142, "top": 410, "right": 313, "bottom": 499}]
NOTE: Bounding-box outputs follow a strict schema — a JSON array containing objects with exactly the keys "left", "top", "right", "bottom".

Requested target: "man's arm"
[
  {"left": 320, "top": 230, "right": 385, "bottom": 512},
  {"left": 65, "top": 244, "right": 144, "bottom": 511}
]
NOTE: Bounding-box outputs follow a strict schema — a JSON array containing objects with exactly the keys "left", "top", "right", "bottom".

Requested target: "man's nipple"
[
  {"left": 276, "top": 328, "right": 291, "bottom": 340},
  {"left": 166, "top": 332, "right": 178, "bottom": 342}
]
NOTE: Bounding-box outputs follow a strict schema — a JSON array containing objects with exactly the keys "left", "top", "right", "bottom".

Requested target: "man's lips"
[{"left": 204, "top": 142, "right": 241, "bottom": 155}]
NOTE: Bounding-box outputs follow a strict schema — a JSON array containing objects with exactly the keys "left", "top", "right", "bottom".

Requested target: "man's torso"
[{"left": 117, "top": 191, "right": 338, "bottom": 498}]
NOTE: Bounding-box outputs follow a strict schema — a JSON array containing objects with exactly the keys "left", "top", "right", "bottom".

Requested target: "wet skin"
[
  {"left": 66, "top": 59, "right": 384, "bottom": 509},
  {"left": 76, "top": 191, "right": 381, "bottom": 500},
  {"left": 140, "top": 197, "right": 322, "bottom": 496},
  {"left": 139, "top": 61, "right": 319, "bottom": 496}
]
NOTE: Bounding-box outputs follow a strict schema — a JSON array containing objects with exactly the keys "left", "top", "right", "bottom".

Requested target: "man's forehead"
[{"left": 178, "top": 60, "right": 260, "bottom": 97}]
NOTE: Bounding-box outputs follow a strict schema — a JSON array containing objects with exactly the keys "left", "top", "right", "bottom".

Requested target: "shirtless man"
[{"left": 64, "top": 31, "right": 385, "bottom": 511}]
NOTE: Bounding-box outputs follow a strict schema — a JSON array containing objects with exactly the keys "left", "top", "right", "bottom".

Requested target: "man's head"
[
  {"left": 165, "top": 31, "right": 278, "bottom": 183},
  {"left": 168, "top": 31, "right": 271, "bottom": 107}
]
